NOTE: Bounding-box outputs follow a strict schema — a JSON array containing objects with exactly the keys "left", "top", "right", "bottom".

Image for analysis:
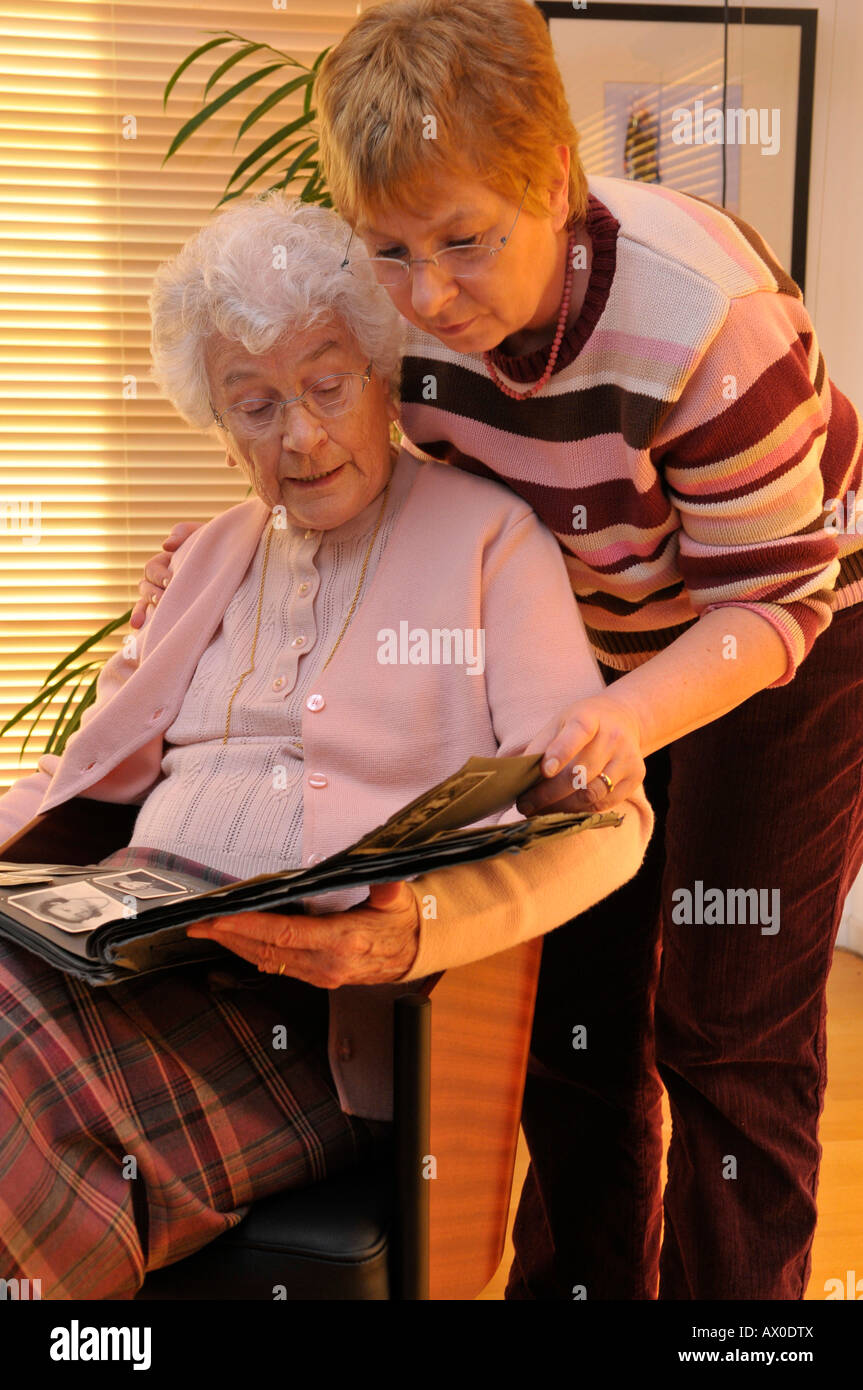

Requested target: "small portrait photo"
[
  {"left": 8, "top": 880, "right": 129, "bottom": 934},
  {"left": 92, "top": 870, "right": 191, "bottom": 899}
]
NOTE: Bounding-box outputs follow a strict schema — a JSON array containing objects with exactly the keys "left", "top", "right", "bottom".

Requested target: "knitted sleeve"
[{"left": 654, "top": 288, "right": 845, "bottom": 686}]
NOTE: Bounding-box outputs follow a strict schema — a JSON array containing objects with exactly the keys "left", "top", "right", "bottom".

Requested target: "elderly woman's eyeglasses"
[
  {"left": 213, "top": 363, "right": 374, "bottom": 438},
  {"left": 341, "top": 180, "right": 531, "bottom": 288}
]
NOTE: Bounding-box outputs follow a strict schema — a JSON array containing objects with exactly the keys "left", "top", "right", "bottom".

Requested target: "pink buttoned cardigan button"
[
  {"left": 308, "top": 774, "right": 328, "bottom": 789},
  {"left": 272, "top": 676, "right": 285, "bottom": 691},
  {"left": 291, "top": 634, "right": 306, "bottom": 649},
  {"left": 297, "top": 581, "right": 310, "bottom": 596},
  {"left": 306, "top": 693, "right": 325, "bottom": 711}
]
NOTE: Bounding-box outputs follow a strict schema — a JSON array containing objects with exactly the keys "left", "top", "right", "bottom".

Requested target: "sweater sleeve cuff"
[{"left": 702, "top": 595, "right": 836, "bottom": 687}]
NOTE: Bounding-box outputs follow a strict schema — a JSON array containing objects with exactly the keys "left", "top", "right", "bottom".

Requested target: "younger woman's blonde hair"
[{"left": 316, "top": 0, "right": 588, "bottom": 229}]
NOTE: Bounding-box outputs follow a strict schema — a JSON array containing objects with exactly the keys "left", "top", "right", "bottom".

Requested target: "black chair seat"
[{"left": 135, "top": 1158, "right": 393, "bottom": 1301}]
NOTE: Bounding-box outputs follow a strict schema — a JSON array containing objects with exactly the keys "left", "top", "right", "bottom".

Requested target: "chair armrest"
[{"left": 0, "top": 797, "right": 139, "bottom": 864}]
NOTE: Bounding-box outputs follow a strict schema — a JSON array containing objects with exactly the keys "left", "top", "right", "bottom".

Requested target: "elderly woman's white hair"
[{"left": 149, "top": 192, "right": 405, "bottom": 429}]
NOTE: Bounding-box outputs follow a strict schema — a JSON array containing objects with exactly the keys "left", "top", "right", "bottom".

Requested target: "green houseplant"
[{"left": 3, "top": 31, "right": 334, "bottom": 759}]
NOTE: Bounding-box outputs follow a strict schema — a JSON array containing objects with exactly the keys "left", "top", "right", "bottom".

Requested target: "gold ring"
[
  {"left": 278, "top": 963, "right": 286, "bottom": 976},
  {"left": 598, "top": 771, "right": 615, "bottom": 794}
]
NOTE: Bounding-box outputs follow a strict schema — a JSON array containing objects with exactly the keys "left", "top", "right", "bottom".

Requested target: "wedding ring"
[
  {"left": 598, "top": 771, "right": 615, "bottom": 794},
  {"left": 278, "top": 962, "right": 286, "bottom": 975}
]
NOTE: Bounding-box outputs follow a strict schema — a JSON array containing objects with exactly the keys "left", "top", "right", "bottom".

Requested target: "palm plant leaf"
[
  {"left": 299, "top": 165, "right": 325, "bottom": 203},
  {"left": 42, "top": 666, "right": 100, "bottom": 756},
  {"left": 304, "top": 46, "right": 332, "bottom": 115},
  {"left": 3, "top": 608, "right": 132, "bottom": 760},
  {"left": 224, "top": 110, "right": 317, "bottom": 188},
  {"left": 162, "top": 62, "right": 287, "bottom": 165},
  {"left": 2, "top": 668, "right": 95, "bottom": 737},
  {"left": 163, "top": 34, "right": 236, "bottom": 106},
  {"left": 215, "top": 30, "right": 309, "bottom": 67},
  {"left": 162, "top": 31, "right": 332, "bottom": 205},
  {"left": 42, "top": 608, "right": 133, "bottom": 687},
  {"left": 219, "top": 139, "right": 319, "bottom": 206},
  {"left": 16, "top": 704, "right": 46, "bottom": 763},
  {"left": 237, "top": 72, "right": 315, "bottom": 140},
  {"left": 57, "top": 676, "right": 100, "bottom": 752},
  {"left": 204, "top": 43, "right": 270, "bottom": 97},
  {"left": 3, "top": 661, "right": 102, "bottom": 765},
  {"left": 217, "top": 137, "right": 312, "bottom": 205},
  {"left": 280, "top": 139, "right": 320, "bottom": 188}
]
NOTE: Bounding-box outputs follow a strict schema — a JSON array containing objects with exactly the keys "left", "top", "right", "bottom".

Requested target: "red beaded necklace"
[{"left": 482, "top": 226, "right": 578, "bottom": 400}]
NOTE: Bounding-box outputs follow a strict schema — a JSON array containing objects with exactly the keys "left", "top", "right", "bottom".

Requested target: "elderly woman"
[
  {"left": 136, "top": 0, "right": 863, "bottom": 1303},
  {"left": 0, "top": 193, "right": 653, "bottom": 1299}
]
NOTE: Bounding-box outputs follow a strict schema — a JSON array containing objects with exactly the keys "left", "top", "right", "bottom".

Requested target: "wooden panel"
[{"left": 422, "top": 937, "right": 542, "bottom": 1301}]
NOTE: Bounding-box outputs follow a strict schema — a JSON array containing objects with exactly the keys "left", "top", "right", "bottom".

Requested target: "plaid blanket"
[{"left": 0, "top": 846, "right": 389, "bottom": 1299}]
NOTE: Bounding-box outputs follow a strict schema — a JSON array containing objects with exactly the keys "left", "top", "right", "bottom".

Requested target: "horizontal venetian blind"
[{"left": 0, "top": 0, "right": 365, "bottom": 789}]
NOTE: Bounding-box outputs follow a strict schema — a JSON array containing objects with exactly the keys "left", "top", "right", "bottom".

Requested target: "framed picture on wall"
[{"left": 535, "top": 3, "right": 817, "bottom": 293}]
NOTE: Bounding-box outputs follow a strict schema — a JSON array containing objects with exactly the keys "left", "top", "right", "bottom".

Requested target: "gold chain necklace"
[{"left": 222, "top": 474, "right": 393, "bottom": 747}]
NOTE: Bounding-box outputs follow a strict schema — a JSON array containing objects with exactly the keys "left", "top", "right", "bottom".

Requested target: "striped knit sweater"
[{"left": 397, "top": 174, "right": 863, "bottom": 685}]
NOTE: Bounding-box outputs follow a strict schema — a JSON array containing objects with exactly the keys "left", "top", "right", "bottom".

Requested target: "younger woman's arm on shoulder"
[{"left": 395, "top": 508, "right": 654, "bottom": 980}]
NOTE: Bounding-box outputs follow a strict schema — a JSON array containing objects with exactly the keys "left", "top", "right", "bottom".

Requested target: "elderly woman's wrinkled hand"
[
  {"left": 516, "top": 693, "right": 646, "bottom": 816},
  {"left": 186, "top": 879, "right": 421, "bottom": 987}
]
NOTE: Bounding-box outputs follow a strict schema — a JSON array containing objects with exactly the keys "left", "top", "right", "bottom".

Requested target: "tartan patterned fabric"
[
  {"left": 0, "top": 846, "right": 389, "bottom": 1299},
  {"left": 99, "top": 843, "right": 244, "bottom": 887}
]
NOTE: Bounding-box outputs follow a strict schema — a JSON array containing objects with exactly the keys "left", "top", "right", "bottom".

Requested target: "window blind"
[{"left": 0, "top": 0, "right": 367, "bottom": 790}]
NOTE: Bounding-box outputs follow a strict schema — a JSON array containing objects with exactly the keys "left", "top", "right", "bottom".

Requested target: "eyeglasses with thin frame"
[
  {"left": 340, "top": 179, "right": 531, "bottom": 287},
  {"left": 212, "top": 362, "right": 374, "bottom": 439}
]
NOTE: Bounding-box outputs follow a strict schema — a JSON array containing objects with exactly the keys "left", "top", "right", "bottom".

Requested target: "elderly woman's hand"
[
  {"left": 186, "top": 880, "right": 421, "bottom": 987},
  {"left": 130, "top": 522, "right": 202, "bottom": 628},
  {"left": 516, "top": 693, "right": 646, "bottom": 816}
]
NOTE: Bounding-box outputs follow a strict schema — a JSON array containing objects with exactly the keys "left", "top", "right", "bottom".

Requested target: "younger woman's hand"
[
  {"left": 516, "top": 694, "right": 646, "bottom": 816},
  {"left": 130, "top": 522, "right": 203, "bottom": 628}
]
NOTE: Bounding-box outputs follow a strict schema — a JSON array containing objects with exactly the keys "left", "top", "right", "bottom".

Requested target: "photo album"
[{"left": 0, "top": 754, "right": 624, "bottom": 984}]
